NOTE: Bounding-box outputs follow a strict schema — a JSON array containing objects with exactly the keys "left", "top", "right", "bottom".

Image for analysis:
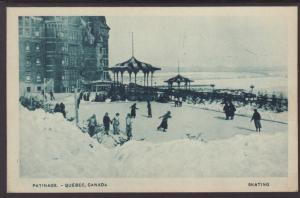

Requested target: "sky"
[{"left": 106, "top": 15, "right": 288, "bottom": 72}]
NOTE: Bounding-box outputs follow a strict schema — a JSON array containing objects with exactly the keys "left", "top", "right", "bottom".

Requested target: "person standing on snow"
[
  {"left": 103, "top": 112, "right": 112, "bottom": 134},
  {"left": 49, "top": 90, "right": 55, "bottom": 100},
  {"left": 87, "top": 114, "right": 97, "bottom": 137},
  {"left": 130, "top": 103, "right": 138, "bottom": 118},
  {"left": 59, "top": 102, "right": 66, "bottom": 118},
  {"left": 228, "top": 102, "right": 236, "bottom": 120},
  {"left": 53, "top": 103, "right": 60, "bottom": 113},
  {"left": 251, "top": 109, "right": 262, "bottom": 132},
  {"left": 41, "top": 90, "right": 47, "bottom": 100},
  {"left": 147, "top": 100, "right": 152, "bottom": 118},
  {"left": 112, "top": 113, "right": 120, "bottom": 135},
  {"left": 223, "top": 102, "right": 230, "bottom": 120},
  {"left": 126, "top": 113, "right": 133, "bottom": 140},
  {"left": 157, "top": 111, "right": 172, "bottom": 132}
]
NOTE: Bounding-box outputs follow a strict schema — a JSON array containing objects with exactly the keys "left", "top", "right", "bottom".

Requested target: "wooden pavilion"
[
  {"left": 164, "top": 74, "right": 193, "bottom": 90},
  {"left": 109, "top": 56, "right": 161, "bottom": 87}
]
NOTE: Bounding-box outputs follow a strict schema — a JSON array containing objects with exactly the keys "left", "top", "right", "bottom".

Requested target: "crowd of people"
[
  {"left": 222, "top": 101, "right": 262, "bottom": 132},
  {"left": 19, "top": 96, "right": 42, "bottom": 110},
  {"left": 223, "top": 102, "right": 236, "bottom": 120},
  {"left": 87, "top": 111, "right": 133, "bottom": 141},
  {"left": 53, "top": 102, "right": 67, "bottom": 118},
  {"left": 85, "top": 100, "right": 173, "bottom": 142}
]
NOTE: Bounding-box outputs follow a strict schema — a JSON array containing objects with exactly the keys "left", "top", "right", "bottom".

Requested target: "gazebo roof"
[
  {"left": 109, "top": 56, "right": 161, "bottom": 73},
  {"left": 164, "top": 74, "right": 193, "bottom": 84}
]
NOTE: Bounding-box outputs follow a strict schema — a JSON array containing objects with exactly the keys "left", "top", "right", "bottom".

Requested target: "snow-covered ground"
[{"left": 20, "top": 96, "right": 288, "bottom": 178}]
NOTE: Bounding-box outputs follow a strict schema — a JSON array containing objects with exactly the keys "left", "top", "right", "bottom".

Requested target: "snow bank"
[{"left": 20, "top": 106, "right": 287, "bottom": 178}]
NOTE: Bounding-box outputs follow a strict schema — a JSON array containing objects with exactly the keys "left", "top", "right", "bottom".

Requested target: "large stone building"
[{"left": 19, "top": 16, "right": 110, "bottom": 93}]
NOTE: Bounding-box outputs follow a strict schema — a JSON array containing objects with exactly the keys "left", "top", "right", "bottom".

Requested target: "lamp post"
[{"left": 74, "top": 79, "right": 79, "bottom": 126}]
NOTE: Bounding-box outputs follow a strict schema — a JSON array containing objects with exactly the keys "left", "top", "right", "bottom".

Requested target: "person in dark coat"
[
  {"left": 147, "top": 100, "right": 152, "bottom": 118},
  {"left": 87, "top": 114, "right": 97, "bottom": 137},
  {"left": 49, "top": 91, "right": 55, "bottom": 100},
  {"left": 251, "top": 109, "right": 262, "bottom": 132},
  {"left": 126, "top": 113, "right": 133, "bottom": 140},
  {"left": 79, "top": 91, "right": 84, "bottom": 101},
  {"left": 87, "top": 92, "right": 90, "bottom": 101},
  {"left": 41, "top": 90, "right": 47, "bottom": 100},
  {"left": 103, "top": 112, "right": 112, "bottom": 134},
  {"left": 157, "top": 111, "right": 172, "bottom": 132},
  {"left": 59, "top": 102, "right": 66, "bottom": 118},
  {"left": 112, "top": 113, "right": 120, "bottom": 135},
  {"left": 228, "top": 102, "right": 236, "bottom": 120},
  {"left": 223, "top": 103, "right": 230, "bottom": 120},
  {"left": 130, "top": 103, "right": 138, "bottom": 118},
  {"left": 83, "top": 92, "right": 87, "bottom": 101},
  {"left": 54, "top": 103, "right": 60, "bottom": 113}
]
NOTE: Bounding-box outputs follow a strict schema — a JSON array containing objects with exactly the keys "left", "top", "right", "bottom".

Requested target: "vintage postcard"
[{"left": 6, "top": 6, "right": 298, "bottom": 192}]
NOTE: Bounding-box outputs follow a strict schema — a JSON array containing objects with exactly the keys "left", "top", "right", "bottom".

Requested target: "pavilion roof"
[
  {"left": 164, "top": 74, "right": 193, "bottom": 84},
  {"left": 109, "top": 56, "right": 161, "bottom": 73}
]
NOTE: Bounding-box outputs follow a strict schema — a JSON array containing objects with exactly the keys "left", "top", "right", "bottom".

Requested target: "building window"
[
  {"left": 37, "top": 86, "right": 41, "bottom": 91},
  {"left": 62, "top": 57, "right": 68, "bottom": 66},
  {"left": 26, "top": 87, "right": 31, "bottom": 92},
  {"left": 26, "top": 75, "right": 31, "bottom": 82},
  {"left": 25, "top": 29, "right": 30, "bottom": 36},
  {"left": 57, "top": 32, "right": 64, "bottom": 38},
  {"left": 36, "top": 44, "right": 40, "bottom": 51},
  {"left": 26, "top": 60, "right": 30, "bottom": 66},
  {"left": 34, "top": 31, "right": 40, "bottom": 37},
  {"left": 36, "top": 74, "right": 41, "bottom": 82},
  {"left": 25, "top": 44, "right": 30, "bottom": 51},
  {"left": 36, "top": 58, "right": 41, "bottom": 65},
  {"left": 102, "top": 48, "right": 107, "bottom": 55}
]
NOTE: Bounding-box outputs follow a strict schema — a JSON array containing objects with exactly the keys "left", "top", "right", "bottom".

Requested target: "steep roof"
[
  {"left": 164, "top": 74, "right": 193, "bottom": 83},
  {"left": 109, "top": 56, "right": 161, "bottom": 73}
]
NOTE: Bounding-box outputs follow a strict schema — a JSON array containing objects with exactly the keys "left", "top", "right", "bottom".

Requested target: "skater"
[
  {"left": 147, "top": 100, "right": 152, "bottom": 118},
  {"left": 112, "top": 113, "right": 120, "bottom": 135},
  {"left": 130, "top": 103, "right": 138, "bottom": 118},
  {"left": 87, "top": 92, "right": 91, "bottom": 101},
  {"left": 157, "top": 111, "right": 172, "bottom": 132},
  {"left": 174, "top": 97, "right": 179, "bottom": 107},
  {"left": 49, "top": 90, "right": 55, "bottom": 100},
  {"left": 79, "top": 91, "right": 84, "bottom": 101},
  {"left": 179, "top": 97, "right": 183, "bottom": 107},
  {"left": 83, "top": 92, "right": 87, "bottom": 101},
  {"left": 41, "top": 90, "right": 47, "bottom": 100},
  {"left": 103, "top": 112, "right": 112, "bottom": 134},
  {"left": 59, "top": 102, "right": 66, "bottom": 118},
  {"left": 87, "top": 114, "right": 97, "bottom": 137},
  {"left": 228, "top": 102, "right": 236, "bottom": 120},
  {"left": 126, "top": 113, "right": 133, "bottom": 140},
  {"left": 251, "top": 109, "right": 262, "bottom": 132},
  {"left": 223, "top": 103, "right": 230, "bottom": 120}
]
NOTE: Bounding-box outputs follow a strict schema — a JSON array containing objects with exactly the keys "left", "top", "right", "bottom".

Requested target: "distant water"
[{"left": 121, "top": 71, "right": 288, "bottom": 96}]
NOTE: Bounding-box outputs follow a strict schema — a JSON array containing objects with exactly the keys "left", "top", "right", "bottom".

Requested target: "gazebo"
[
  {"left": 109, "top": 56, "right": 161, "bottom": 87},
  {"left": 164, "top": 74, "right": 193, "bottom": 90}
]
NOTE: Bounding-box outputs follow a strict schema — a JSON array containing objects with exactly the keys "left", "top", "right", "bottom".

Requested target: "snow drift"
[{"left": 20, "top": 106, "right": 287, "bottom": 178}]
